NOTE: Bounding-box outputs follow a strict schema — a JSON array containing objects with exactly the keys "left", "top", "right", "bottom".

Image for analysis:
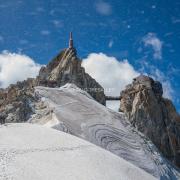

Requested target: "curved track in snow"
[{"left": 32, "top": 85, "right": 180, "bottom": 179}]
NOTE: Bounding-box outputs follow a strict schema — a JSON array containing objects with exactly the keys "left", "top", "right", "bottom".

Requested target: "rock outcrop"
[
  {"left": 36, "top": 47, "right": 105, "bottom": 105},
  {"left": 120, "top": 74, "right": 180, "bottom": 167},
  {"left": 0, "top": 78, "right": 37, "bottom": 124}
]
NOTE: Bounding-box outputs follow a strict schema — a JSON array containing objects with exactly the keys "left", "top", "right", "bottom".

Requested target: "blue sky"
[{"left": 0, "top": 0, "right": 180, "bottom": 111}]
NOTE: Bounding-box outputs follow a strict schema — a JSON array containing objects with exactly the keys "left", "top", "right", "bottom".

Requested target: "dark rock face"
[
  {"left": 0, "top": 78, "right": 37, "bottom": 124},
  {"left": 36, "top": 48, "right": 105, "bottom": 105},
  {"left": 120, "top": 74, "right": 180, "bottom": 168}
]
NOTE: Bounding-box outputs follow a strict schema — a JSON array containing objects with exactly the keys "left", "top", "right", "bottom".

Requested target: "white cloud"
[
  {"left": 0, "top": 51, "right": 41, "bottom": 88},
  {"left": 139, "top": 61, "right": 174, "bottom": 99},
  {"left": 52, "top": 20, "right": 63, "bottom": 28},
  {"left": 127, "top": 25, "right": 131, "bottom": 29},
  {"left": 82, "top": 53, "right": 139, "bottom": 111},
  {"left": 143, "top": 33, "right": 163, "bottom": 59},
  {"left": 108, "top": 40, "right": 113, "bottom": 48},
  {"left": 40, "top": 30, "right": 50, "bottom": 35},
  {"left": 150, "top": 68, "right": 174, "bottom": 99},
  {"left": 82, "top": 53, "right": 139, "bottom": 96},
  {"left": 95, "top": 1, "right": 112, "bottom": 15}
]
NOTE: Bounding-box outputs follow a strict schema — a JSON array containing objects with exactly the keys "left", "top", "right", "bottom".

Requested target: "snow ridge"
[{"left": 30, "top": 84, "right": 180, "bottom": 179}]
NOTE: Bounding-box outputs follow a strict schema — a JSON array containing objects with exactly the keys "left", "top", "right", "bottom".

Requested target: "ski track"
[{"left": 0, "top": 145, "right": 91, "bottom": 179}]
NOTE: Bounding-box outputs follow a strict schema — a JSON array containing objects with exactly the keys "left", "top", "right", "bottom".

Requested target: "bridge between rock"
[{"left": 105, "top": 96, "right": 122, "bottom": 101}]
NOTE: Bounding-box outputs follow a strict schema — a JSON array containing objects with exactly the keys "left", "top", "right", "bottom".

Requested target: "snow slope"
[
  {"left": 30, "top": 84, "right": 180, "bottom": 179},
  {"left": 0, "top": 123, "right": 156, "bottom": 180}
]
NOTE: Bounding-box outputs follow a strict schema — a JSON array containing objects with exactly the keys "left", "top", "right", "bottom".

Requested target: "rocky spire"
[
  {"left": 37, "top": 34, "right": 105, "bottom": 105},
  {"left": 120, "top": 74, "right": 180, "bottom": 167},
  {"left": 69, "top": 32, "right": 73, "bottom": 49}
]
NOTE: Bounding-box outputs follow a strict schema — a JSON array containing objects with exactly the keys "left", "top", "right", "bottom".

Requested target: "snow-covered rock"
[
  {"left": 30, "top": 84, "right": 180, "bottom": 179},
  {"left": 0, "top": 123, "right": 155, "bottom": 180}
]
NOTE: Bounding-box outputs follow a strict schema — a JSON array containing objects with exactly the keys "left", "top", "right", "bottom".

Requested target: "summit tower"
[{"left": 69, "top": 32, "right": 73, "bottom": 49}]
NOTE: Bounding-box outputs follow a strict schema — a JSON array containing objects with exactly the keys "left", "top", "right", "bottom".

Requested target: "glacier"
[{"left": 27, "top": 84, "right": 180, "bottom": 180}]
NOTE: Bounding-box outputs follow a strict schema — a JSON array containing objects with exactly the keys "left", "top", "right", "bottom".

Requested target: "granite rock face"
[
  {"left": 120, "top": 75, "right": 180, "bottom": 167},
  {"left": 36, "top": 48, "right": 105, "bottom": 105},
  {"left": 0, "top": 78, "right": 37, "bottom": 124}
]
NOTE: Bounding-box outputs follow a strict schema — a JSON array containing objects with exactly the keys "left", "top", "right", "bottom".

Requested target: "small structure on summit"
[{"left": 69, "top": 32, "right": 74, "bottom": 49}]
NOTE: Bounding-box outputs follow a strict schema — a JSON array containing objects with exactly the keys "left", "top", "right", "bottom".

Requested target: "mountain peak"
[
  {"left": 120, "top": 74, "right": 180, "bottom": 167},
  {"left": 36, "top": 35, "right": 105, "bottom": 105}
]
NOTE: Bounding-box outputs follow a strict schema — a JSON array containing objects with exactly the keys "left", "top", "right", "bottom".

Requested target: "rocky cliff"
[
  {"left": 120, "top": 75, "right": 180, "bottom": 167},
  {"left": 0, "top": 78, "right": 37, "bottom": 123},
  {"left": 36, "top": 47, "right": 105, "bottom": 105}
]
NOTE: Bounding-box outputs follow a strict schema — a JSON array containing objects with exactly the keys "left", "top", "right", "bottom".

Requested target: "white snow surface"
[
  {"left": 0, "top": 123, "right": 156, "bottom": 180},
  {"left": 31, "top": 84, "right": 180, "bottom": 180}
]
